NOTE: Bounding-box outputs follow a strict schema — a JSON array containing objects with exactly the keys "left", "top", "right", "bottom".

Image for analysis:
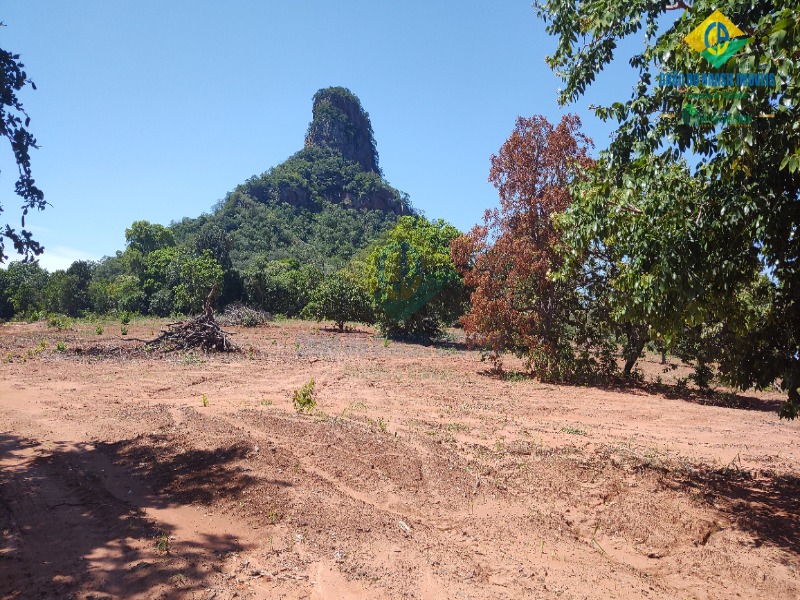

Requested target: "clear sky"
[{"left": 1, "top": 1, "right": 635, "bottom": 271}]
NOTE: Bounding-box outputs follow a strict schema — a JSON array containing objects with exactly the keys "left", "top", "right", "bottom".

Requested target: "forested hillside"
[
  {"left": 0, "top": 87, "right": 419, "bottom": 319},
  {"left": 170, "top": 146, "right": 408, "bottom": 271}
]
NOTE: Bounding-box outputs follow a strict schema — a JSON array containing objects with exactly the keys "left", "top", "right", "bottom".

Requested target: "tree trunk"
[
  {"left": 622, "top": 324, "right": 648, "bottom": 378},
  {"left": 780, "top": 371, "right": 800, "bottom": 419}
]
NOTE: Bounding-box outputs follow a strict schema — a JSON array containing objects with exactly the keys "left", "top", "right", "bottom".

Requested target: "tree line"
[{"left": 0, "top": 215, "right": 467, "bottom": 341}]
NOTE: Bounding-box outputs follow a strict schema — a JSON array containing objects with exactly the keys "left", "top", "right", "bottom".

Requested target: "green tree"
[
  {"left": 87, "top": 278, "right": 113, "bottom": 314},
  {"left": 43, "top": 270, "right": 69, "bottom": 315},
  {"left": 536, "top": 1, "right": 800, "bottom": 414},
  {"left": 173, "top": 250, "right": 224, "bottom": 314},
  {"left": 43, "top": 260, "right": 93, "bottom": 317},
  {"left": 141, "top": 246, "right": 223, "bottom": 315},
  {"left": 193, "top": 222, "right": 241, "bottom": 308},
  {"left": 0, "top": 268, "right": 14, "bottom": 319},
  {"left": 303, "top": 272, "right": 374, "bottom": 332},
  {"left": 368, "top": 216, "right": 465, "bottom": 340},
  {"left": 1, "top": 35, "right": 46, "bottom": 263},
  {"left": 194, "top": 223, "right": 233, "bottom": 269},
  {"left": 107, "top": 274, "right": 146, "bottom": 314},
  {"left": 3, "top": 260, "right": 48, "bottom": 317},
  {"left": 125, "top": 220, "right": 176, "bottom": 255},
  {"left": 121, "top": 220, "right": 177, "bottom": 284},
  {"left": 243, "top": 257, "right": 321, "bottom": 316}
]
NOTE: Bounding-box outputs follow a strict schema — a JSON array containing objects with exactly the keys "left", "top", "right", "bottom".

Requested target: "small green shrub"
[
  {"left": 47, "top": 314, "right": 72, "bottom": 330},
  {"left": 503, "top": 370, "right": 526, "bottom": 382},
  {"left": 560, "top": 425, "right": 587, "bottom": 436},
  {"left": 182, "top": 353, "right": 201, "bottom": 365},
  {"left": 55, "top": 341, "right": 66, "bottom": 352},
  {"left": 155, "top": 531, "right": 171, "bottom": 553},
  {"left": 120, "top": 326, "right": 129, "bottom": 336},
  {"left": 377, "top": 417, "right": 389, "bottom": 433},
  {"left": 292, "top": 378, "right": 316, "bottom": 413},
  {"left": 95, "top": 325, "right": 103, "bottom": 335},
  {"left": 201, "top": 394, "right": 209, "bottom": 407},
  {"left": 302, "top": 272, "right": 374, "bottom": 332},
  {"left": 120, "top": 311, "right": 132, "bottom": 325}
]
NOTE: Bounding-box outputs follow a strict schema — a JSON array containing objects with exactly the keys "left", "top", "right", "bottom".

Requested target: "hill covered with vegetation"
[
  {"left": 0, "top": 86, "right": 425, "bottom": 320},
  {"left": 171, "top": 86, "right": 412, "bottom": 271}
]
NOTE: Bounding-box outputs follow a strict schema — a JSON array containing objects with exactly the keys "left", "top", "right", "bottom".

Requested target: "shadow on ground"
[
  {"left": 97, "top": 439, "right": 262, "bottom": 505},
  {"left": 701, "top": 469, "right": 800, "bottom": 554},
  {"left": 0, "top": 433, "right": 262, "bottom": 599},
  {"left": 476, "top": 366, "right": 785, "bottom": 414},
  {"left": 654, "top": 459, "right": 800, "bottom": 555}
]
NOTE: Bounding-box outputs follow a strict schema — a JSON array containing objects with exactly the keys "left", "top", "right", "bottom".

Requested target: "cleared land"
[{"left": 0, "top": 319, "right": 798, "bottom": 599}]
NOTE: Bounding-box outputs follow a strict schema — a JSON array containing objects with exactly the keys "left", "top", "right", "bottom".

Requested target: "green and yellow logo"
[{"left": 685, "top": 10, "right": 749, "bottom": 68}]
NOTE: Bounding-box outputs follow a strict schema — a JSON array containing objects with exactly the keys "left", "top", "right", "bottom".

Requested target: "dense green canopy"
[{"left": 536, "top": 1, "right": 799, "bottom": 414}]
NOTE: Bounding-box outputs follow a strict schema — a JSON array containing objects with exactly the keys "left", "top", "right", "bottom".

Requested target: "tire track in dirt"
[
  {"left": 202, "top": 408, "right": 637, "bottom": 599},
  {"left": 173, "top": 408, "right": 494, "bottom": 598}
]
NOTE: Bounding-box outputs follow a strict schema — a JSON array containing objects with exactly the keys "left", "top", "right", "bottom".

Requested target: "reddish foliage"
[{"left": 451, "top": 114, "right": 593, "bottom": 361}]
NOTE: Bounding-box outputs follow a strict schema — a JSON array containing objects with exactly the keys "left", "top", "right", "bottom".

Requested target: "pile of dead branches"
[
  {"left": 217, "top": 303, "right": 272, "bottom": 327},
  {"left": 144, "top": 289, "right": 239, "bottom": 353}
]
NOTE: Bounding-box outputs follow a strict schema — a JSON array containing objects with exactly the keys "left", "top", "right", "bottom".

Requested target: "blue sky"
[{"left": 1, "top": 1, "right": 637, "bottom": 271}]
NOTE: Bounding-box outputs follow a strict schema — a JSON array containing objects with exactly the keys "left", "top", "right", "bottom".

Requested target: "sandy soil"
[{"left": 0, "top": 318, "right": 798, "bottom": 599}]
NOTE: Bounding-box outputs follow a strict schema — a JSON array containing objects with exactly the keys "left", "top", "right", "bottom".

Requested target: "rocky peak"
[{"left": 304, "top": 87, "right": 380, "bottom": 174}]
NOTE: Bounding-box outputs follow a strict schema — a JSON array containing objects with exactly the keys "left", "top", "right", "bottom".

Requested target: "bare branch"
[{"left": 665, "top": 1, "right": 691, "bottom": 10}]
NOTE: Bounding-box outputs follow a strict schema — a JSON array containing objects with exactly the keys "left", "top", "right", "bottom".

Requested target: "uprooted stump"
[{"left": 144, "top": 289, "right": 239, "bottom": 353}]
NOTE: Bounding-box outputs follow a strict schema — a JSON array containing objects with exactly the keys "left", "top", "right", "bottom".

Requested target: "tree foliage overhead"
[
  {"left": 535, "top": 1, "right": 800, "bottom": 414},
  {"left": 1, "top": 31, "right": 46, "bottom": 263}
]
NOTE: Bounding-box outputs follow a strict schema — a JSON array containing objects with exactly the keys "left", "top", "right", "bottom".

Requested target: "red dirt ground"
[{"left": 1, "top": 318, "right": 798, "bottom": 599}]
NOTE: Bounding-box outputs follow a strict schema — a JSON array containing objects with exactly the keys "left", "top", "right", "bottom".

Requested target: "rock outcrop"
[
  {"left": 304, "top": 87, "right": 380, "bottom": 174},
  {"left": 234, "top": 86, "right": 410, "bottom": 217}
]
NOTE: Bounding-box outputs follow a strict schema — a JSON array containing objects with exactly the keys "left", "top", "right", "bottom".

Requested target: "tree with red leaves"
[{"left": 451, "top": 114, "right": 595, "bottom": 378}]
